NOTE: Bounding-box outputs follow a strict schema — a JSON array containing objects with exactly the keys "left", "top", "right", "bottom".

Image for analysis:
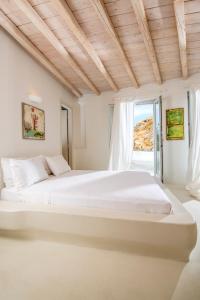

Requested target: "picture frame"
[
  {"left": 22, "top": 103, "right": 45, "bottom": 140},
  {"left": 166, "top": 108, "right": 184, "bottom": 140}
]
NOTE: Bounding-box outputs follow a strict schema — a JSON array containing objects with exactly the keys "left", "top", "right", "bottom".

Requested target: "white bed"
[
  {"left": 0, "top": 170, "right": 197, "bottom": 262},
  {"left": 1, "top": 170, "right": 172, "bottom": 214}
]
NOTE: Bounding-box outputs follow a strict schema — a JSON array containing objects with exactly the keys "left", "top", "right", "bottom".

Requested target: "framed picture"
[
  {"left": 22, "top": 103, "right": 45, "bottom": 140},
  {"left": 166, "top": 108, "right": 184, "bottom": 140}
]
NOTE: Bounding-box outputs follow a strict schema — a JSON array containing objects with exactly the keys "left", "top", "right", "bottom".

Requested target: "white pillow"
[
  {"left": 1, "top": 157, "right": 25, "bottom": 188},
  {"left": 38, "top": 155, "right": 52, "bottom": 175},
  {"left": 10, "top": 157, "right": 48, "bottom": 189},
  {"left": 1, "top": 158, "right": 13, "bottom": 188},
  {"left": 46, "top": 155, "right": 71, "bottom": 176},
  {"left": 0, "top": 166, "right": 4, "bottom": 189},
  {"left": 1, "top": 156, "right": 51, "bottom": 187}
]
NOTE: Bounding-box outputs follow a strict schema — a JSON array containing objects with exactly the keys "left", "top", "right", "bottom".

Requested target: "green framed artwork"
[
  {"left": 166, "top": 108, "right": 184, "bottom": 140},
  {"left": 22, "top": 103, "right": 45, "bottom": 140}
]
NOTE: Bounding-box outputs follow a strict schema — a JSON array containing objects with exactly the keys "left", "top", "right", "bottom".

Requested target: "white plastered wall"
[
  {"left": 0, "top": 28, "right": 77, "bottom": 163},
  {"left": 74, "top": 75, "right": 200, "bottom": 185}
]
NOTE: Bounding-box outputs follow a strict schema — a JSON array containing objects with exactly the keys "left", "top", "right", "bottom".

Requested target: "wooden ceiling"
[{"left": 0, "top": 0, "right": 199, "bottom": 97}]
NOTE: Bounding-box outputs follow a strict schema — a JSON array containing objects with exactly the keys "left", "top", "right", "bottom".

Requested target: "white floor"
[
  {"left": 0, "top": 187, "right": 200, "bottom": 300},
  {"left": 131, "top": 151, "right": 154, "bottom": 174}
]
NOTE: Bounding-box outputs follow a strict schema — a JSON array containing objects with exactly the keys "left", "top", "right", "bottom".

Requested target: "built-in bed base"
[{"left": 0, "top": 188, "right": 197, "bottom": 262}]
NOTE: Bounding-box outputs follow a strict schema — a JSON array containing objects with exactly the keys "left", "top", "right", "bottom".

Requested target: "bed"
[
  {"left": 0, "top": 170, "right": 197, "bottom": 261},
  {"left": 1, "top": 170, "right": 172, "bottom": 214}
]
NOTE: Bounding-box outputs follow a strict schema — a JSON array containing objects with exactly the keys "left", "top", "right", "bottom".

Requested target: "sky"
[{"left": 134, "top": 104, "right": 153, "bottom": 124}]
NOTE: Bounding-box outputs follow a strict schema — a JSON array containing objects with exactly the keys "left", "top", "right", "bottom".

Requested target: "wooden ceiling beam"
[
  {"left": 89, "top": 0, "right": 138, "bottom": 88},
  {"left": 130, "top": 0, "right": 162, "bottom": 84},
  {"left": 14, "top": 0, "right": 100, "bottom": 95},
  {"left": 174, "top": 0, "right": 188, "bottom": 78},
  {"left": 0, "top": 10, "right": 81, "bottom": 98},
  {"left": 51, "top": 0, "right": 118, "bottom": 92}
]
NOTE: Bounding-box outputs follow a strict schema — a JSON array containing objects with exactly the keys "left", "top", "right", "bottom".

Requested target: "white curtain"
[
  {"left": 108, "top": 101, "right": 134, "bottom": 170},
  {"left": 186, "top": 89, "right": 200, "bottom": 199}
]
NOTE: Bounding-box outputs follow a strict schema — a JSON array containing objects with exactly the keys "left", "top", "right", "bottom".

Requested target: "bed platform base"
[{"left": 0, "top": 188, "right": 197, "bottom": 262}]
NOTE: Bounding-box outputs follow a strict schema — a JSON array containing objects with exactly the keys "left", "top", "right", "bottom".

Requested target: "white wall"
[
  {"left": 74, "top": 75, "right": 200, "bottom": 185},
  {"left": 74, "top": 98, "right": 111, "bottom": 170},
  {"left": 0, "top": 29, "right": 76, "bottom": 160},
  {"left": 4, "top": 22, "right": 197, "bottom": 186}
]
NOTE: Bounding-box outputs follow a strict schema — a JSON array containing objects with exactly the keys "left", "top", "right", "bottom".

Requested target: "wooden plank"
[
  {"left": 156, "top": 52, "right": 180, "bottom": 63},
  {"left": 71, "top": 6, "right": 97, "bottom": 25},
  {"left": 187, "top": 32, "right": 200, "bottom": 42},
  {"left": 89, "top": 0, "right": 138, "bottom": 87},
  {"left": 14, "top": 0, "right": 100, "bottom": 95},
  {"left": 185, "top": 11, "right": 200, "bottom": 25},
  {"left": 0, "top": 10, "right": 81, "bottom": 97},
  {"left": 174, "top": 0, "right": 188, "bottom": 78},
  {"left": 153, "top": 36, "right": 178, "bottom": 47},
  {"left": 186, "top": 23, "right": 200, "bottom": 34},
  {"left": 145, "top": 5, "right": 174, "bottom": 20},
  {"left": 188, "top": 47, "right": 200, "bottom": 54},
  {"left": 111, "top": 12, "right": 137, "bottom": 28},
  {"left": 0, "top": 0, "right": 19, "bottom": 14},
  {"left": 159, "top": 62, "right": 181, "bottom": 72},
  {"left": 162, "top": 70, "right": 182, "bottom": 80},
  {"left": 105, "top": 0, "right": 133, "bottom": 16},
  {"left": 188, "top": 53, "right": 200, "bottom": 60},
  {"left": 154, "top": 43, "right": 179, "bottom": 54},
  {"left": 33, "top": 2, "right": 58, "bottom": 19},
  {"left": 114, "top": 24, "right": 140, "bottom": 37},
  {"left": 6, "top": 9, "right": 30, "bottom": 26},
  {"left": 30, "top": 0, "right": 49, "bottom": 5},
  {"left": 149, "top": 16, "right": 176, "bottom": 31},
  {"left": 151, "top": 27, "right": 177, "bottom": 40},
  {"left": 130, "top": 0, "right": 162, "bottom": 84},
  {"left": 188, "top": 60, "right": 200, "bottom": 67},
  {"left": 17, "top": 9, "right": 109, "bottom": 89},
  {"left": 188, "top": 40, "right": 200, "bottom": 49},
  {"left": 118, "top": 33, "right": 144, "bottom": 45},
  {"left": 51, "top": 0, "right": 118, "bottom": 91},
  {"left": 143, "top": 0, "right": 173, "bottom": 9},
  {"left": 66, "top": 0, "right": 91, "bottom": 12},
  {"left": 185, "top": 0, "right": 200, "bottom": 14},
  {"left": 189, "top": 68, "right": 200, "bottom": 76}
]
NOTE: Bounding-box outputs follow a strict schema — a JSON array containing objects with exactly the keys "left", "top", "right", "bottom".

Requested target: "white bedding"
[{"left": 0, "top": 170, "right": 172, "bottom": 214}]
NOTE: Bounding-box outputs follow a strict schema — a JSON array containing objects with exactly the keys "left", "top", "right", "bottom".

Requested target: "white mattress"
[{"left": 0, "top": 170, "right": 172, "bottom": 214}]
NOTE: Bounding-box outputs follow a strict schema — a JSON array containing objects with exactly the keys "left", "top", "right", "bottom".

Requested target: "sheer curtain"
[
  {"left": 108, "top": 101, "right": 134, "bottom": 170},
  {"left": 186, "top": 89, "right": 200, "bottom": 199}
]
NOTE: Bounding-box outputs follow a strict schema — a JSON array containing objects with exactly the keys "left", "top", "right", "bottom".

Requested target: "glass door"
[
  {"left": 132, "top": 101, "right": 154, "bottom": 174},
  {"left": 153, "top": 97, "right": 163, "bottom": 181}
]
